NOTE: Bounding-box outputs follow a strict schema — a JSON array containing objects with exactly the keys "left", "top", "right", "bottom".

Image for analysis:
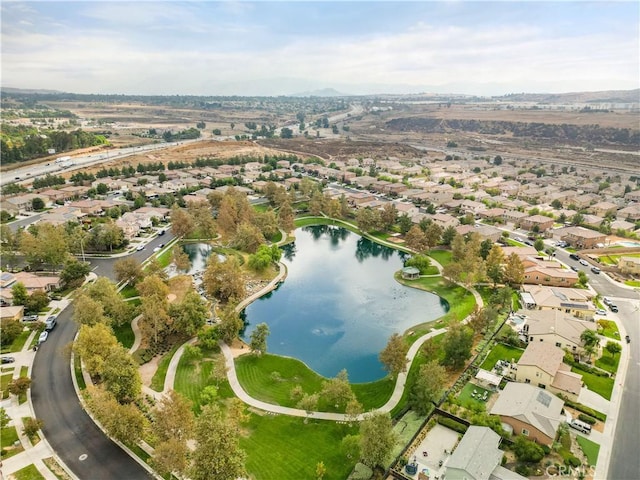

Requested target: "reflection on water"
[
  {"left": 242, "top": 225, "right": 449, "bottom": 383},
  {"left": 182, "top": 243, "right": 224, "bottom": 274}
]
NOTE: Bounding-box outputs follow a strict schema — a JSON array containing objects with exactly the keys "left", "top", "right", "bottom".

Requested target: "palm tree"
[{"left": 580, "top": 329, "right": 600, "bottom": 362}]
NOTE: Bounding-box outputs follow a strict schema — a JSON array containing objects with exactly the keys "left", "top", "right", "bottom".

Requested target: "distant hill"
[
  {"left": 1, "top": 87, "right": 65, "bottom": 94},
  {"left": 290, "top": 88, "right": 350, "bottom": 97},
  {"left": 494, "top": 89, "right": 639, "bottom": 104}
]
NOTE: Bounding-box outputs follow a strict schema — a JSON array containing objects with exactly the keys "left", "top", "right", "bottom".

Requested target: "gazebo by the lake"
[{"left": 401, "top": 266, "right": 420, "bottom": 280}]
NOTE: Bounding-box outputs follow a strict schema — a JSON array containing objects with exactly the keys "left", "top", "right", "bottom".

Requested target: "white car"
[
  {"left": 136, "top": 245, "right": 145, "bottom": 251},
  {"left": 595, "top": 309, "right": 607, "bottom": 316},
  {"left": 579, "top": 259, "right": 589, "bottom": 266},
  {"left": 153, "top": 246, "right": 161, "bottom": 253},
  {"left": 38, "top": 331, "right": 49, "bottom": 344}
]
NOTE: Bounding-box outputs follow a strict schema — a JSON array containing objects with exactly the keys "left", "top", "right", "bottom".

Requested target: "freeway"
[{"left": 30, "top": 233, "right": 174, "bottom": 479}]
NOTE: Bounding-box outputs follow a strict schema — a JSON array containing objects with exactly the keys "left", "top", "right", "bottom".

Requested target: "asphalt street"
[{"left": 31, "top": 304, "right": 152, "bottom": 480}]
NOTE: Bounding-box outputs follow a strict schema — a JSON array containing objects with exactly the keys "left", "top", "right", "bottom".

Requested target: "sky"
[{"left": 1, "top": 1, "right": 639, "bottom": 96}]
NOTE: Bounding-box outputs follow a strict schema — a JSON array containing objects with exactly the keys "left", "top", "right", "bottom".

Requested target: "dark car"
[
  {"left": 569, "top": 253, "right": 580, "bottom": 260},
  {"left": 1, "top": 356, "right": 15, "bottom": 364},
  {"left": 609, "top": 304, "right": 619, "bottom": 313},
  {"left": 626, "top": 335, "right": 631, "bottom": 344}
]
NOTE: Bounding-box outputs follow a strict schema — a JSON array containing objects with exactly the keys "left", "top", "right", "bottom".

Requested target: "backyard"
[{"left": 480, "top": 343, "right": 525, "bottom": 371}]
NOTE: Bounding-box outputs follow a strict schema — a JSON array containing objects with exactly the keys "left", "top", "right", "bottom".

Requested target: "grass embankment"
[
  {"left": 397, "top": 276, "right": 476, "bottom": 343},
  {"left": 234, "top": 353, "right": 394, "bottom": 411},
  {"left": 240, "top": 415, "right": 357, "bottom": 480},
  {"left": 428, "top": 249, "right": 452, "bottom": 267},
  {"left": 480, "top": 343, "right": 525, "bottom": 370},
  {"left": 595, "top": 350, "right": 620, "bottom": 374},
  {"left": 112, "top": 322, "right": 135, "bottom": 349},
  {"left": 12, "top": 464, "right": 45, "bottom": 480},
  {"left": 597, "top": 320, "right": 620, "bottom": 340},
  {"left": 572, "top": 367, "right": 614, "bottom": 400},
  {"left": 150, "top": 344, "right": 181, "bottom": 392},
  {"left": 576, "top": 435, "right": 600, "bottom": 466}
]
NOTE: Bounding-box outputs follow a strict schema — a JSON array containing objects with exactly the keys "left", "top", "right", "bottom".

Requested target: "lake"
[{"left": 242, "top": 225, "right": 448, "bottom": 383}]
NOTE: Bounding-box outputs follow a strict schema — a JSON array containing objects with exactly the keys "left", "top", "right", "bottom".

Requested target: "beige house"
[
  {"left": 490, "top": 383, "right": 564, "bottom": 446},
  {"left": 520, "top": 215, "right": 555, "bottom": 232},
  {"left": 12, "top": 272, "right": 61, "bottom": 293},
  {"left": 520, "top": 285, "right": 595, "bottom": 319},
  {"left": 515, "top": 342, "right": 583, "bottom": 401},
  {"left": 619, "top": 256, "right": 640, "bottom": 275},
  {"left": 0, "top": 305, "right": 24, "bottom": 321},
  {"left": 519, "top": 309, "right": 597, "bottom": 355},
  {"left": 523, "top": 265, "right": 579, "bottom": 287},
  {"left": 560, "top": 226, "right": 607, "bottom": 249}
]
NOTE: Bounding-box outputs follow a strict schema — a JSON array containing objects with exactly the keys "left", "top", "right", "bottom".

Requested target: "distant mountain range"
[
  {"left": 289, "top": 88, "right": 350, "bottom": 97},
  {"left": 494, "top": 89, "right": 639, "bottom": 104}
]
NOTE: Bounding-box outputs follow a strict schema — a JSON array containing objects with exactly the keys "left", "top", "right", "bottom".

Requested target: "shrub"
[
  {"left": 515, "top": 464, "right": 531, "bottom": 476},
  {"left": 559, "top": 396, "right": 607, "bottom": 422},
  {"left": 565, "top": 456, "right": 581, "bottom": 468},
  {"left": 436, "top": 415, "right": 468, "bottom": 434},
  {"left": 578, "top": 413, "right": 597, "bottom": 425}
]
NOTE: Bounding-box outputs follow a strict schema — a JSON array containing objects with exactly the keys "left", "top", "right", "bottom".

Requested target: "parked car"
[
  {"left": 158, "top": 229, "right": 165, "bottom": 236},
  {"left": 626, "top": 335, "right": 631, "bottom": 344},
  {"left": 22, "top": 314, "right": 39, "bottom": 322},
  {"left": 136, "top": 245, "right": 145, "bottom": 251},
  {"left": 45, "top": 316, "right": 57, "bottom": 331},
  {"left": 603, "top": 297, "right": 612, "bottom": 306},
  {"left": 579, "top": 259, "right": 589, "bottom": 266},
  {"left": 1, "top": 356, "right": 15, "bottom": 364},
  {"left": 591, "top": 267, "right": 601, "bottom": 274},
  {"left": 570, "top": 266, "right": 579, "bottom": 272},
  {"left": 569, "top": 253, "right": 580, "bottom": 260},
  {"left": 595, "top": 309, "right": 607, "bottom": 316},
  {"left": 609, "top": 304, "right": 619, "bottom": 313},
  {"left": 153, "top": 246, "right": 161, "bottom": 253},
  {"left": 38, "top": 331, "right": 49, "bottom": 344}
]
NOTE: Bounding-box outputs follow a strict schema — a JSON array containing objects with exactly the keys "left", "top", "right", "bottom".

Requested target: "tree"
[
  {"left": 23, "top": 417, "right": 44, "bottom": 438},
  {"left": 153, "top": 390, "right": 194, "bottom": 442},
  {"left": 551, "top": 199, "right": 563, "bottom": 209},
  {"left": 451, "top": 233, "right": 466, "bottom": 263},
  {"left": 0, "top": 407, "right": 10, "bottom": 429},
  {"left": 442, "top": 262, "right": 463, "bottom": 284},
  {"left": 485, "top": 245, "right": 505, "bottom": 287},
  {"left": 356, "top": 207, "right": 381, "bottom": 233},
  {"left": 580, "top": 329, "right": 600, "bottom": 361},
  {"left": 101, "top": 346, "right": 141, "bottom": 403},
  {"left": 533, "top": 238, "right": 545, "bottom": 252},
  {"left": 277, "top": 201, "right": 295, "bottom": 233},
  {"left": 232, "top": 222, "right": 265, "bottom": 253},
  {"left": 172, "top": 245, "right": 191, "bottom": 272},
  {"left": 74, "top": 323, "right": 118, "bottom": 377},
  {"left": 441, "top": 226, "right": 457, "bottom": 246},
  {"left": 424, "top": 223, "right": 443, "bottom": 251},
  {"left": 320, "top": 369, "right": 355, "bottom": 409},
  {"left": 249, "top": 323, "right": 270, "bottom": 355},
  {"left": 11, "top": 282, "right": 28, "bottom": 306},
  {"left": 24, "top": 290, "right": 49, "bottom": 314},
  {"left": 359, "top": 412, "right": 396, "bottom": 469},
  {"left": 216, "top": 303, "right": 243, "bottom": 344},
  {"left": 404, "top": 225, "right": 428, "bottom": 253},
  {"left": 0, "top": 319, "right": 23, "bottom": 347},
  {"left": 342, "top": 434, "right": 360, "bottom": 460},
  {"left": 152, "top": 438, "right": 189, "bottom": 477},
  {"left": 170, "top": 206, "right": 195, "bottom": 238},
  {"left": 203, "top": 255, "right": 245, "bottom": 304},
  {"left": 189, "top": 404, "right": 247, "bottom": 480},
  {"left": 577, "top": 270, "right": 588, "bottom": 287},
  {"left": 280, "top": 127, "right": 293, "bottom": 139},
  {"left": 397, "top": 213, "right": 413, "bottom": 234},
  {"left": 441, "top": 321, "right": 473, "bottom": 369},
  {"left": 604, "top": 340, "right": 621, "bottom": 359},
  {"left": 380, "top": 203, "right": 398, "bottom": 230},
  {"left": 379, "top": 333, "right": 408, "bottom": 377},
  {"left": 86, "top": 386, "right": 145, "bottom": 444},
  {"left": 113, "top": 257, "right": 144, "bottom": 286},
  {"left": 73, "top": 294, "right": 107, "bottom": 325},
  {"left": 503, "top": 253, "right": 524, "bottom": 287},
  {"left": 493, "top": 155, "right": 503, "bottom": 166},
  {"left": 31, "top": 197, "right": 45, "bottom": 211},
  {"left": 404, "top": 254, "right": 431, "bottom": 274},
  {"left": 411, "top": 361, "right": 446, "bottom": 414},
  {"left": 20, "top": 222, "right": 69, "bottom": 271},
  {"left": 513, "top": 435, "right": 545, "bottom": 463},
  {"left": 8, "top": 377, "right": 32, "bottom": 396},
  {"left": 60, "top": 259, "right": 90, "bottom": 288},
  {"left": 297, "top": 393, "right": 319, "bottom": 421},
  {"left": 169, "top": 290, "right": 209, "bottom": 337}
]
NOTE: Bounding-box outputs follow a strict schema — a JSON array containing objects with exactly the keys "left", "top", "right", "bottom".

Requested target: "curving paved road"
[{"left": 31, "top": 304, "right": 152, "bottom": 480}]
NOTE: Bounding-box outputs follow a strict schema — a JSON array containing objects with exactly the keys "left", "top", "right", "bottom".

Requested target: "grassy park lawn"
[
  {"left": 112, "top": 322, "right": 135, "bottom": 349},
  {"left": 12, "top": 464, "right": 45, "bottom": 480},
  {"left": 155, "top": 246, "right": 173, "bottom": 268},
  {"left": 174, "top": 350, "right": 234, "bottom": 413},
  {"left": 428, "top": 250, "right": 452, "bottom": 267},
  {"left": 572, "top": 367, "right": 613, "bottom": 400},
  {"left": 235, "top": 353, "right": 394, "bottom": 411},
  {"left": 150, "top": 344, "right": 181, "bottom": 392},
  {"left": 595, "top": 350, "right": 621, "bottom": 374},
  {"left": 119, "top": 285, "right": 139, "bottom": 299},
  {"left": 597, "top": 320, "right": 620, "bottom": 340},
  {"left": 398, "top": 276, "right": 476, "bottom": 340},
  {"left": 625, "top": 280, "right": 640, "bottom": 287},
  {"left": 241, "top": 414, "right": 357, "bottom": 480},
  {"left": 576, "top": 435, "right": 600, "bottom": 466},
  {"left": 480, "top": 343, "right": 525, "bottom": 370}
]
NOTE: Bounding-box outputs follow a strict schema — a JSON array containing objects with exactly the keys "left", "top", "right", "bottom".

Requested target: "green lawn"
[
  {"left": 1, "top": 373, "right": 12, "bottom": 399},
  {"left": 240, "top": 414, "right": 357, "bottom": 480},
  {"left": 480, "top": 343, "right": 525, "bottom": 370},
  {"left": 0, "top": 425, "right": 23, "bottom": 459},
  {"left": 576, "top": 435, "right": 600, "bottom": 466},
  {"left": 625, "top": 280, "right": 640, "bottom": 287},
  {"left": 235, "top": 353, "right": 394, "bottom": 411},
  {"left": 74, "top": 354, "right": 86, "bottom": 390},
  {"left": 1, "top": 328, "right": 32, "bottom": 354},
  {"left": 597, "top": 320, "right": 620, "bottom": 340},
  {"left": 398, "top": 276, "right": 476, "bottom": 341},
  {"left": 595, "top": 350, "right": 620, "bottom": 374},
  {"left": 174, "top": 351, "right": 234, "bottom": 413},
  {"left": 12, "top": 464, "right": 45, "bottom": 480},
  {"left": 155, "top": 247, "right": 173, "bottom": 268},
  {"left": 119, "top": 285, "right": 139, "bottom": 299},
  {"left": 150, "top": 344, "right": 181, "bottom": 392},
  {"left": 112, "top": 322, "right": 135, "bottom": 349},
  {"left": 458, "top": 382, "right": 493, "bottom": 407},
  {"left": 420, "top": 266, "right": 440, "bottom": 276},
  {"left": 572, "top": 367, "right": 614, "bottom": 400},
  {"left": 428, "top": 250, "right": 452, "bottom": 267}
]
